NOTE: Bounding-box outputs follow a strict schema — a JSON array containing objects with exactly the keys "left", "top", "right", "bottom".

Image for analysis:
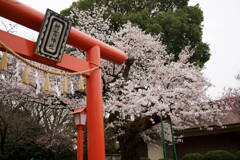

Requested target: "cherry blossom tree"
[
  {"left": 65, "top": 6, "right": 228, "bottom": 160},
  {"left": 0, "top": 40, "right": 84, "bottom": 158},
  {"left": 0, "top": 14, "right": 86, "bottom": 160},
  {"left": 221, "top": 74, "right": 240, "bottom": 116},
  {"left": 105, "top": 23, "right": 228, "bottom": 159}
]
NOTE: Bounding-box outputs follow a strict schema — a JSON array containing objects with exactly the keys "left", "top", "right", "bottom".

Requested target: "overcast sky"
[
  {"left": 1, "top": 0, "right": 240, "bottom": 99},
  {"left": 189, "top": 0, "right": 240, "bottom": 98}
]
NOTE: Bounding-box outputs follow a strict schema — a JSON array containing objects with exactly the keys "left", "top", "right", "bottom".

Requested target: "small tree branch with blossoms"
[{"left": 221, "top": 74, "right": 240, "bottom": 116}]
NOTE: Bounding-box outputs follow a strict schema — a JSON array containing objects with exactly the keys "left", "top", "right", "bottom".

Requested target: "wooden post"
[
  {"left": 86, "top": 46, "right": 105, "bottom": 160},
  {"left": 77, "top": 126, "right": 84, "bottom": 160}
]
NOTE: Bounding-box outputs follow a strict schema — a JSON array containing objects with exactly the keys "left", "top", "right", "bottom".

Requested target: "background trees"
[
  {"left": 0, "top": 81, "right": 47, "bottom": 159},
  {"left": 0, "top": 25, "right": 80, "bottom": 158},
  {"left": 0, "top": 54, "right": 78, "bottom": 159},
  {"left": 61, "top": 0, "right": 210, "bottom": 67},
  {"left": 62, "top": 5, "right": 227, "bottom": 160},
  {"left": 221, "top": 74, "right": 240, "bottom": 116}
]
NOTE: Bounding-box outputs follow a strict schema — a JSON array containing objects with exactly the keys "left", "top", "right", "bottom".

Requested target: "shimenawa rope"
[{"left": 0, "top": 41, "right": 100, "bottom": 76}]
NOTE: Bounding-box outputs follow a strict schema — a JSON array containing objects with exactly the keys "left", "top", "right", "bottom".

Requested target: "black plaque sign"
[{"left": 34, "top": 9, "right": 72, "bottom": 61}]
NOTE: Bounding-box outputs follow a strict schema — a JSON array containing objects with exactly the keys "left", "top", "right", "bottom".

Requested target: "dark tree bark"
[
  {"left": 123, "top": 58, "right": 135, "bottom": 80},
  {"left": 0, "top": 126, "right": 7, "bottom": 155},
  {"left": 118, "top": 134, "right": 148, "bottom": 160},
  {"left": 116, "top": 115, "right": 162, "bottom": 160}
]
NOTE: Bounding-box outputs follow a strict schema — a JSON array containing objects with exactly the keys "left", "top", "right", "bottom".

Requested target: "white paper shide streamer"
[
  {"left": 35, "top": 72, "right": 41, "bottom": 95},
  {"left": 14, "top": 61, "right": 21, "bottom": 82},
  {"left": 70, "top": 80, "right": 74, "bottom": 95},
  {"left": 55, "top": 83, "right": 61, "bottom": 97},
  {"left": 0, "top": 74, "right": 5, "bottom": 81}
]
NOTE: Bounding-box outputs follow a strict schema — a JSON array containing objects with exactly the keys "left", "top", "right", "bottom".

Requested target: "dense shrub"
[
  {"left": 235, "top": 151, "right": 240, "bottom": 160},
  {"left": 204, "top": 150, "right": 236, "bottom": 160},
  {"left": 182, "top": 153, "right": 204, "bottom": 160}
]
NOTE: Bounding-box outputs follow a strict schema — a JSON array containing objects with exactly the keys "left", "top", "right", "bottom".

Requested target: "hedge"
[
  {"left": 182, "top": 153, "right": 204, "bottom": 160},
  {"left": 204, "top": 150, "right": 236, "bottom": 160},
  {"left": 235, "top": 151, "right": 240, "bottom": 160}
]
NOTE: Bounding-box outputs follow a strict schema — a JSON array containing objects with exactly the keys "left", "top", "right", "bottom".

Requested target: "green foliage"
[
  {"left": 149, "top": 5, "right": 209, "bottom": 67},
  {"left": 204, "top": 150, "right": 236, "bottom": 160},
  {"left": 182, "top": 153, "right": 204, "bottom": 160},
  {"left": 61, "top": 0, "right": 210, "bottom": 67},
  {"left": 235, "top": 151, "right": 240, "bottom": 160}
]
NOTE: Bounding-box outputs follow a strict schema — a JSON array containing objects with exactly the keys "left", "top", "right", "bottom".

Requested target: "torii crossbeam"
[{"left": 0, "top": 1, "right": 127, "bottom": 160}]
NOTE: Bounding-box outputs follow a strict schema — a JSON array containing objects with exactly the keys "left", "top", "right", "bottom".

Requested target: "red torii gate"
[{"left": 0, "top": 1, "right": 127, "bottom": 160}]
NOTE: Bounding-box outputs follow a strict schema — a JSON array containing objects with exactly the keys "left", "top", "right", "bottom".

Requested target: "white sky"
[
  {"left": 0, "top": 0, "right": 240, "bottom": 99},
  {"left": 189, "top": 0, "right": 240, "bottom": 98}
]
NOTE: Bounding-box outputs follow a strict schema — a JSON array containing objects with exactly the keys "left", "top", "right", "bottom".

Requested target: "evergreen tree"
[{"left": 61, "top": 0, "right": 210, "bottom": 67}]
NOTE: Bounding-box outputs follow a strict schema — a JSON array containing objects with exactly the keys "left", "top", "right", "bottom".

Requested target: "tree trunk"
[
  {"left": 0, "top": 126, "right": 7, "bottom": 155},
  {"left": 53, "top": 152, "right": 60, "bottom": 160},
  {"left": 118, "top": 134, "right": 148, "bottom": 160}
]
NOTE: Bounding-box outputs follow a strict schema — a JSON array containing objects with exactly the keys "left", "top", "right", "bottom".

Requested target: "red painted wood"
[
  {"left": 0, "top": 0, "right": 127, "bottom": 64},
  {"left": 86, "top": 46, "right": 105, "bottom": 160},
  {"left": 0, "top": 30, "right": 90, "bottom": 74},
  {"left": 77, "top": 126, "right": 84, "bottom": 160}
]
